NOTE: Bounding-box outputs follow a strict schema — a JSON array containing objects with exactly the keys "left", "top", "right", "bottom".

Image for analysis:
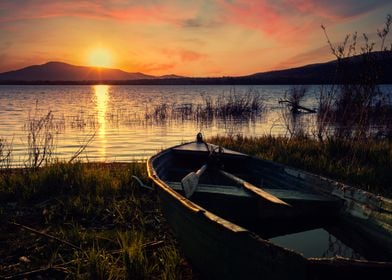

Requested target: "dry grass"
[
  {"left": 209, "top": 134, "right": 392, "bottom": 197},
  {"left": 0, "top": 162, "right": 197, "bottom": 279}
]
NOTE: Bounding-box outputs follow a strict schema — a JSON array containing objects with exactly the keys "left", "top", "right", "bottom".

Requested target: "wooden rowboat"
[{"left": 147, "top": 136, "right": 392, "bottom": 279}]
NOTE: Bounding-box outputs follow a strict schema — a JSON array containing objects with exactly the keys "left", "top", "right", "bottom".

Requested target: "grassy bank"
[
  {"left": 1, "top": 135, "right": 391, "bottom": 278},
  {"left": 209, "top": 135, "right": 392, "bottom": 198},
  {"left": 0, "top": 162, "right": 196, "bottom": 279}
]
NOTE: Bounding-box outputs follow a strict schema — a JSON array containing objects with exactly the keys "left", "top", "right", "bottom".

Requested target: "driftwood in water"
[{"left": 279, "top": 100, "right": 316, "bottom": 113}]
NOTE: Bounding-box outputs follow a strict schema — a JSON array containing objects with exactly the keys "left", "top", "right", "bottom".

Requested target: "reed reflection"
[{"left": 94, "top": 85, "right": 109, "bottom": 158}]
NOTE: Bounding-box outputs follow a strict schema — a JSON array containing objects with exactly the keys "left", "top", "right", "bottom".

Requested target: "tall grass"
[
  {"left": 0, "top": 162, "right": 193, "bottom": 279},
  {"left": 209, "top": 134, "right": 392, "bottom": 197},
  {"left": 82, "top": 246, "right": 119, "bottom": 280},
  {"left": 118, "top": 231, "right": 149, "bottom": 279}
]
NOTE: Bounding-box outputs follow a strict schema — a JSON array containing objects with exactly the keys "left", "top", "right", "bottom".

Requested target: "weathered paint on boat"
[{"left": 147, "top": 141, "right": 392, "bottom": 279}]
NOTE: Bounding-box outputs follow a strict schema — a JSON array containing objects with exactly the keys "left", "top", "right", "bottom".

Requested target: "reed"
[
  {"left": 144, "top": 89, "right": 264, "bottom": 126},
  {"left": 0, "top": 138, "right": 13, "bottom": 170},
  {"left": 24, "top": 109, "right": 56, "bottom": 169},
  {"left": 317, "top": 14, "right": 392, "bottom": 141},
  {"left": 214, "top": 91, "right": 264, "bottom": 118}
]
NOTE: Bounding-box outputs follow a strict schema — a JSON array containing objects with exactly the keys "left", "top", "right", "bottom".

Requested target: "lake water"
[
  {"left": 0, "top": 85, "right": 391, "bottom": 165},
  {"left": 268, "top": 222, "right": 392, "bottom": 261},
  {"left": 270, "top": 227, "right": 363, "bottom": 259}
]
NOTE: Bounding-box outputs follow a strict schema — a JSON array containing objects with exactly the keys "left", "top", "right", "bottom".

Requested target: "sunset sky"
[{"left": 0, "top": 0, "right": 391, "bottom": 76}]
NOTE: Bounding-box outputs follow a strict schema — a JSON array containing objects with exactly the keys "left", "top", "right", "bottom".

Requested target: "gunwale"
[{"left": 147, "top": 140, "right": 392, "bottom": 278}]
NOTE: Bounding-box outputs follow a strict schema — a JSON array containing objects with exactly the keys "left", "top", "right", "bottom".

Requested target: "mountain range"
[
  {"left": 0, "top": 61, "right": 181, "bottom": 81},
  {"left": 0, "top": 51, "right": 391, "bottom": 84}
]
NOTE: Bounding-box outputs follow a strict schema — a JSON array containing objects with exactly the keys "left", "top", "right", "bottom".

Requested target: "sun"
[{"left": 87, "top": 47, "right": 113, "bottom": 68}]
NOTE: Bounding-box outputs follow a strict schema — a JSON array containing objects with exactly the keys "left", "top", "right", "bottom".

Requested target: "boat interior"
[{"left": 152, "top": 143, "right": 392, "bottom": 261}]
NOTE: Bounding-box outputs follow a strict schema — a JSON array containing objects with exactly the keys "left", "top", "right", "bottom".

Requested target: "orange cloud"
[
  {"left": 272, "top": 45, "right": 333, "bottom": 70},
  {"left": 178, "top": 50, "right": 206, "bottom": 62},
  {"left": 161, "top": 48, "right": 207, "bottom": 63},
  {"left": 134, "top": 62, "right": 176, "bottom": 74},
  {"left": 0, "top": 0, "right": 390, "bottom": 76}
]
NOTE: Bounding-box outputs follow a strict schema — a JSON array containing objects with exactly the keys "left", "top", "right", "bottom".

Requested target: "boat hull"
[
  {"left": 147, "top": 141, "right": 392, "bottom": 279},
  {"left": 154, "top": 173, "right": 306, "bottom": 279}
]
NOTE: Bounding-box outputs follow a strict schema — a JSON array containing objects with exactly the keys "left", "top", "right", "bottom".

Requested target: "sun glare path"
[
  {"left": 94, "top": 85, "right": 109, "bottom": 158},
  {"left": 88, "top": 48, "right": 113, "bottom": 68}
]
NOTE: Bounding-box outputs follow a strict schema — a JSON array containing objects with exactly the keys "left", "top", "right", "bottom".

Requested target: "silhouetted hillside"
[
  {"left": 0, "top": 62, "right": 181, "bottom": 81},
  {"left": 245, "top": 51, "right": 392, "bottom": 84},
  {"left": 0, "top": 52, "right": 391, "bottom": 84}
]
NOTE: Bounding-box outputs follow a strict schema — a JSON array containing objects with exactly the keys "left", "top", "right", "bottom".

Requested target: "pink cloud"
[
  {"left": 217, "top": 0, "right": 317, "bottom": 44},
  {"left": 0, "top": 1, "right": 196, "bottom": 24},
  {"left": 219, "top": 1, "right": 280, "bottom": 34},
  {"left": 285, "top": 0, "right": 391, "bottom": 21},
  {"left": 216, "top": 0, "right": 391, "bottom": 44}
]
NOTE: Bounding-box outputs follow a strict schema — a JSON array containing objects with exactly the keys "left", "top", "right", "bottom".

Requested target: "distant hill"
[
  {"left": 244, "top": 51, "right": 392, "bottom": 84},
  {"left": 1, "top": 51, "right": 391, "bottom": 84},
  {"left": 0, "top": 61, "right": 182, "bottom": 81}
]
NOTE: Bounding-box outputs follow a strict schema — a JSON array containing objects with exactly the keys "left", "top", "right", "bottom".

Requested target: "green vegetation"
[
  {"left": 1, "top": 137, "right": 391, "bottom": 278},
  {"left": 209, "top": 135, "right": 392, "bottom": 198},
  {"left": 144, "top": 89, "right": 265, "bottom": 125},
  {"left": 0, "top": 162, "right": 194, "bottom": 279}
]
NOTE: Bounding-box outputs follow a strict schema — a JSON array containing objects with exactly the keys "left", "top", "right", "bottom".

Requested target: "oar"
[
  {"left": 219, "top": 170, "right": 291, "bottom": 207},
  {"left": 181, "top": 164, "right": 208, "bottom": 198}
]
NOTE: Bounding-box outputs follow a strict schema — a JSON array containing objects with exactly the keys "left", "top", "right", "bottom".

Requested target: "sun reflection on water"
[{"left": 94, "top": 85, "right": 109, "bottom": 158}]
